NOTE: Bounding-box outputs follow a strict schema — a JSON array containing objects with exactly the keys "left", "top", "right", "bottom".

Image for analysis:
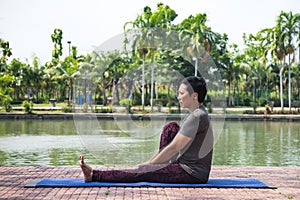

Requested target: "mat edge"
[{"left": 24, "top": 178, "right": 277, "bottom": 189}]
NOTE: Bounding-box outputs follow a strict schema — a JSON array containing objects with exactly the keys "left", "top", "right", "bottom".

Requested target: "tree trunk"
[
  {"left": 103, "top": 83, "right": 107, "bottom": 106},
  {"left": 68, "top": 79, "right": 72, "bottom": 105},
  {"left": 35, "top": 82, "right": 39, "bottom": 103},
  {"left": 279, "top": 60, "right": 285, "bottom": 110},
  {"left": 288, "top": 54, "right": 291, "bottom": 110},
  {"left": 142, "top": 54, "right": 145, "bottom": 110},
  {"left": 227, "top": 80, "right": 231, "bottom": 107},
  {"left": 150, "top": 51, "right": 154, "bottom": 112}
]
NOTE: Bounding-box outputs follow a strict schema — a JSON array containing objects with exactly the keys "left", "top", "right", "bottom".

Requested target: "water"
[
  {"left": 0, "top": 119, "right": 299, "bottom": 166},
  {"left": 213, "top": 121, "right": 300, "bottom": 166}
]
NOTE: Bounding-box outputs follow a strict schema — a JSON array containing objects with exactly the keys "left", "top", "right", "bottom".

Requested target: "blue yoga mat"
[{"left": 25, "top": 178, "right": 274, "bottom": 188}]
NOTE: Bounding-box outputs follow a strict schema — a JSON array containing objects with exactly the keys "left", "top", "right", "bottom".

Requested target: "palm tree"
[
  {"left": 241, "top": 33, "right": 267, "bottom": 108},
  {"left": 124, "top": 28, "right": 150, "bottom": 109},
  {"left": 138, "top": 48, "right": 148, "bottom": 109},
  {"left": 212, "top": 34, "right": 237, "bottom": 106},
  {"left": 124, "top": 3, "right": 177, "bottom": 111},
  {"left": 24, "top": 56, "right": 46, "bottom": 103},
  {"left": 58, "top": 46, "right": 83, "bottom": 104},
  {"left": 275, "top": 11, "right": 300, "bottom": 110},
  {"left": 258, "top": 26, "right": 286, "bottom": 109},
  {"left": 6, "top": 58, "right": 24, "bottom": 100},
  {"left": 83, "top": 50, "right": 123, "bottom": 106},
  {"left": 177, "top": 13, "right": 218, "bottom": 77}
]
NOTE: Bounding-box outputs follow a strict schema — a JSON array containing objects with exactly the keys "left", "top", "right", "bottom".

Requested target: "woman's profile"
[{"left": 80, "top": 76, "right": 213, "bottom": 183}]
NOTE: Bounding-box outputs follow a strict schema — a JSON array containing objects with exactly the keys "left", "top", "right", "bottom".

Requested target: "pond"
[{"left": 0, "top": 119, "right": 299, "bottom": 166}]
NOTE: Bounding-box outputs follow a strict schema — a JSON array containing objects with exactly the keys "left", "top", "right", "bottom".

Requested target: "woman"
[{"left": 80, "top": 76, "right": 213, "bottom": 183}]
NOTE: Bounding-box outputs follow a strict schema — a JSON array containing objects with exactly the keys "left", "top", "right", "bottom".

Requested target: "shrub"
[
  {"left": 132, "top": 92, "right": 141, "bottom": 106},
  {"left": 62, "top": 105, "right": 73, "bottom": 113},
  {"left": 242, "top": 97, "right": 251, "bottom": 107},
  {"left": 2, "top": 96, "right": 12, "bottom": 112},
  {"left": 258, "top": 97, "right": 267, "bottom": 107},
  {"left": 206, "top": 102, "right": 212, "bottom": 113},
  {"left": 273, "top": 109, "right": 298, "bottom": 114},
  {"left": 22, "top": 100, "right": 33, "bottom": 114},
  {"left": 82, "top": 103, "right": 88, "bottom": 113},
  {"left": 243, "top": 110, "right": 264, "bottom": 114},
  {"left": 119, "top": 98, "right": 132, "bottom": 113},
  {"left": 94, "top": 106, "right": 112, "bottom": 113}
]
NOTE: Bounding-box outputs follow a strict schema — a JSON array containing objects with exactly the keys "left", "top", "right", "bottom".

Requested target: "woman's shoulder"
[{"left": 191, "top": 106, "right": 208, "bottom": 117}]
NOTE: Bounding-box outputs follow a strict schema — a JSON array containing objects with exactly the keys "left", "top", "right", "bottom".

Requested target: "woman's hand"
[{"left": 150, "top": 133, "right": 192, "bottom": 164}]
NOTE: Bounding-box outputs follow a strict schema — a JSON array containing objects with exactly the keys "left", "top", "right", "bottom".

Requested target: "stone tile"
[{"left": 0, "top": 166, "right": 299, "bottom": 199}]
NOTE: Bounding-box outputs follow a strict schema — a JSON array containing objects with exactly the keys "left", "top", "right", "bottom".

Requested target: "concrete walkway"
[{"left": 0, "top": 166, "right": 299, "bottom": 199}]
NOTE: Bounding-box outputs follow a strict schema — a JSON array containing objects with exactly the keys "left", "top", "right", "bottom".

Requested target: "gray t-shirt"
[{"left": 177, "top": 106, "right": 213, "bottom": 182}]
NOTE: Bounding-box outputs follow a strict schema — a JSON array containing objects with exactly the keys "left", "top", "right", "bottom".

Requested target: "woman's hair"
[{"left": 180, "top": 76, "right": 207, "bottom": 103}]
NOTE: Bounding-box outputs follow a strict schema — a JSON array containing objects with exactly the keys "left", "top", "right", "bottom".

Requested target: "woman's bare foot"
[{"left": 79, "top": 155, "right": 93, "bottom": 182}]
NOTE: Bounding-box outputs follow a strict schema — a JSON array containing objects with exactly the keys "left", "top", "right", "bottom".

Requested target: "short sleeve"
[{"left": 180, "top": 113, "right": 200, "bottom": 139}]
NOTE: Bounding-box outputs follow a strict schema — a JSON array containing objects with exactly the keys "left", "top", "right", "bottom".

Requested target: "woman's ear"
[{"left": 193, "top": 93, "right": 198, "bottom": 100}]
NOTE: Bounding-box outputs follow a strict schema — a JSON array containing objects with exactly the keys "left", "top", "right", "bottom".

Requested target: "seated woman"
[{"left": 80, "top": 76, "right": 214, "bottom": 183}]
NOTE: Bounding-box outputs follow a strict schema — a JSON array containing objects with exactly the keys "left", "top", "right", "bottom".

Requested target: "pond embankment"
[{"left": 1, "top": 112, "right": 300, "bottom": 121}]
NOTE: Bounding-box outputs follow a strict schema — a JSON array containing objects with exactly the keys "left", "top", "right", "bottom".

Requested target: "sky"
[{"left": 0, "top": 0, "right": 299, "bottom": 64}]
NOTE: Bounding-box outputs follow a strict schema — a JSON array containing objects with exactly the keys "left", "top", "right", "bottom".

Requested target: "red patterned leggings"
[{"left": 92, "top": 122, "right": 201, "bottom": 183}]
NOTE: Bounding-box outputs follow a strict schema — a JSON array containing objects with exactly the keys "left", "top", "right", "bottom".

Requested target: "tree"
[
  {"left": 275, "top": 11, "right": 300, "bottom": 110},
  {"left": 0, "top": 39, "right": 13, "bottom": 72},
  {"left": 51, "top": 28, "right": 63, "bottom": 65},
  {"left": 177, "top": 13, "right": 219, "bottom": 76},
  {"left": 6, "top": 58, "right": 26, "bottom": 100},
  {"left": 31, "top": 56, "right": 45, "bottom": 103},
  {"left": 0, "top": 73, "right": 14, "bottom": 112},
  {"left": 213, "top": 34, "right": 231, "bottom": 106},
  {"left": 54, "top": 46, "right": 82, "bottom": 104},
  {"left": 258, "top": 11, "right": 300, "bottom": 109},
  {"left": 44, "top": 28, "right": 64, "bottom": 101},
  {"left": 80, "top": 50, "right": 124, "bottom": 106},
  {"left": 124, "top": 3, "right": 177, "bottom": 111}
]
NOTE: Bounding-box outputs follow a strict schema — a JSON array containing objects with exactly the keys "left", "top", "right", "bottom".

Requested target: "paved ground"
[{"left": 0, "top": 166, "right": 299, "bottom": 200}]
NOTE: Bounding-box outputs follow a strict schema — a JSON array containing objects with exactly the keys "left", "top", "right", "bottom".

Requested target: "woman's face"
[{"left": 177, "top": 83, "right": 195, "bottom": 109}]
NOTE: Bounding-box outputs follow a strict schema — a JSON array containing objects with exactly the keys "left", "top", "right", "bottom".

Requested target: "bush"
[
  {"left": 82, "top": 103, "right": 88, "bottom": 113},
  {"left": 258, "top": 97, "right": 267, "bottom": 107},
  {"left": 95, "top": 97, "right": 104, "bottom": 105},
  {"left": 119, "top": 98, "right": 131, "bottom": 113},
  {"left": 242, "top": 97, "right": 251, "bottom": 107},
  {"left": 169, "top": 108, "right": 180, "bottom": 114},
  {"left": 132, "top": 92, "right": 141, "bottom": 106},
  {"left": 243, "top": 110, "right": 264, "bottom": 114},
  {"left": 62, "top": 105, "right": 73, "bottom": 113},
  {"left": 206, "top": 102, "right": 212, "bottom": 113},
  {"left": 94, "top": 106, "right": 112, "bottom": 113},
  {"left": 22, "top": 100, "right": 33, "bottom": 114},
  {"left": 272, "top": 109, "right": 298, "bottom": 114},
  {"left": 2, "top": 96, "right": 12, "bottom": 112},
  {"left": 292, "top": 101, "right": 300, "bottom": 109},
  {"left": 119, "top": 98, "right": 131, "bottom": 107}
]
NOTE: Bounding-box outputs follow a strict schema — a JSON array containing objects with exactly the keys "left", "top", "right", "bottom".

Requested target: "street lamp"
[
  {"left": 67, "top": 41, "right": 71, "bottom": 56},
  {"left": 252, "top": 76, "right": 258, "bottom": 113}
]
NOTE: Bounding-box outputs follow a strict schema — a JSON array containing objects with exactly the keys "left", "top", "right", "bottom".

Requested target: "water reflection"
[
  {"left": 213, "top": 121, "right": 300, "bottom": 166},
  {"left": 0, "top": 119, "right": 299, "bottom": 166}
]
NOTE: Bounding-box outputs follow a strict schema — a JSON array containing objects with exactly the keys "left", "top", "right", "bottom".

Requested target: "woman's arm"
[{"left": 149, "top": 133, "right": 192, "bottom": 164}]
